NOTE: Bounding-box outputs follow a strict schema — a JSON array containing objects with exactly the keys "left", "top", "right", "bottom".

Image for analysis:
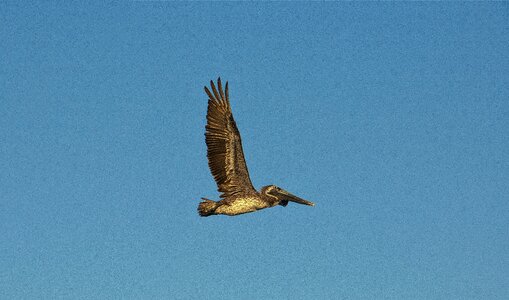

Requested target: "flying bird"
[{"left": 198, "top": 78, "right": 315, "bottom": 217}]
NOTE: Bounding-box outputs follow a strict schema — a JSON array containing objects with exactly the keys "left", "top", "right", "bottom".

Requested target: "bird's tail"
[{"left": 198, "top": 198, "right": 218, "bottom": 217}]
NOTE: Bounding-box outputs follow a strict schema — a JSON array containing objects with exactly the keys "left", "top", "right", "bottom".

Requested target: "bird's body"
[
  {"left": 202, "top": 194, "right": 275, "bottom": 216},
  {"left": 199, "top": 78, "right": 314, "bottom": 217}
]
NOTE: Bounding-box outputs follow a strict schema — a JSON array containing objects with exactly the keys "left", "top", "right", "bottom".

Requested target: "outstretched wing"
[{"left": 204, "top": 78, "right": 256, "bottom": 199}]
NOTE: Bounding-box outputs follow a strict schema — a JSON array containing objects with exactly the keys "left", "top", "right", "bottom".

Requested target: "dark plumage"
[{"left": 198, "top": 78, "right": 314, "bottom": 217}]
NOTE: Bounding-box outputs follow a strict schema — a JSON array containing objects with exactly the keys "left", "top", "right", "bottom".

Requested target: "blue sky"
[{"left": 1, "top": 2, "right": 508, "bottom": 299}]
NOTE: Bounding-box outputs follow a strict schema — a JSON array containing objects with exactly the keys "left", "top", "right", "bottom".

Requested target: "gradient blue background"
[{"left": 1, "top": 3, "right": 508, "bottom": 299}]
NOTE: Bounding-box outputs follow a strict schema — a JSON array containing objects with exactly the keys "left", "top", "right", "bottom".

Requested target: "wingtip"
[{"left": 205, "top": 77, "right": 228, "bottom": 102}]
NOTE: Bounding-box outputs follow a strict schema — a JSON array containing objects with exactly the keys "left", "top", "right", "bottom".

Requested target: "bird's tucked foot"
[{"left": 198, "top": 198, "right": 218, "bottom": 217}]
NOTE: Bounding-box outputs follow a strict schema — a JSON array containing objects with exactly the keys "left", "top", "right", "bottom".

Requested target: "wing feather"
[{"left": 204, "top": 78, "right": 256, "bottom": 198}]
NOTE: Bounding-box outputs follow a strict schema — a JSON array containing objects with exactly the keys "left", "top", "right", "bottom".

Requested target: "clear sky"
[{"left": 1, "top": 2, "right": 508, "bottom": 299}]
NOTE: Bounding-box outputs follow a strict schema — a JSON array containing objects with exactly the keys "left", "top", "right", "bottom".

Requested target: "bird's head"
[{"left": 261, "top": 185, "right": 315, "bottom": 207}]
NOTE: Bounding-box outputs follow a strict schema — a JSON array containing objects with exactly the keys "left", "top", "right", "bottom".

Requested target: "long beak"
[{"left": 276, "top": 189, "right": 315, "bottom": 206}]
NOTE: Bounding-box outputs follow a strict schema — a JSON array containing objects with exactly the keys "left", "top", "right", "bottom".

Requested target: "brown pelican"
[{"left": 198, "top": 78, "right": 315, "bottom": 217}]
